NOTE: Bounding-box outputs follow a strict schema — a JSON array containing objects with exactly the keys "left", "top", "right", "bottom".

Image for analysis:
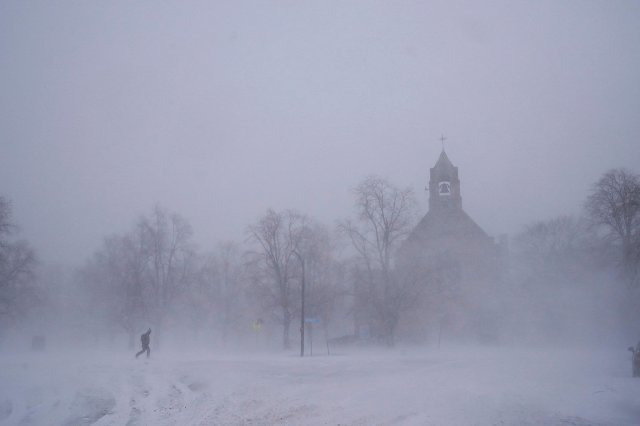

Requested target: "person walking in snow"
[
  {"left": 136, "top": 328, "right": 151, "bottom": 359},
  {"left": 629, "top": 341, "right": 640, "bottom": 377}
]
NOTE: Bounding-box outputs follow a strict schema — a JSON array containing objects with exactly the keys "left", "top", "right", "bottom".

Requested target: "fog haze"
[
  {"left": 3, "top": 2, "right": 640, "bottom": 425},
  {"left": 2, "top": 1, "right": 639, "bottom": 264}
]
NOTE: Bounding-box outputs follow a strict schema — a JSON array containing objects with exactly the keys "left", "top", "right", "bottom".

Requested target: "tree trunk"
[
  {"left": 384, "top": 313, "right": 398, "bottom": 347},
  {"left": 282, "top": 311, "right": 291, "bottom": 349}
]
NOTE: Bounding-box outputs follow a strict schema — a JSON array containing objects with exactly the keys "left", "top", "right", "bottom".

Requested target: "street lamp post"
[{"left": 293, "top": 250, "right": 305, "bottom": 357}]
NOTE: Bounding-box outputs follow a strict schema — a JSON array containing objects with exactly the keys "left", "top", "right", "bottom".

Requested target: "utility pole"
[{"left": 293, "top": 250, "right": 305, "bottom": 357}]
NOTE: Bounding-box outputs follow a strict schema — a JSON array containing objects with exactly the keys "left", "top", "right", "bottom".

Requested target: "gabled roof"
[{"left": 406, "top": 208, "right": 492, "bottom": 247}]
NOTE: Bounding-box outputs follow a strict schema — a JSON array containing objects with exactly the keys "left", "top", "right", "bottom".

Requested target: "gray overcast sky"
[{"left": 1, "top": 1, "right": 639, "bottom": 265}]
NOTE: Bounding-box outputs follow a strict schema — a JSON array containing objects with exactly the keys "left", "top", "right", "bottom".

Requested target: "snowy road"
[{"left": 1, "top": 347, "right": 638, "bottom": 425}]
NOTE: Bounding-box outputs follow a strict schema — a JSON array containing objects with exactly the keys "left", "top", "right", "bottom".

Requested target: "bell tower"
[
  {"left": 402, "top": 141, "right": 501, "bottom": 343},
  {"left": 428, "top": 149, "right": 462, "bottom": 213}
]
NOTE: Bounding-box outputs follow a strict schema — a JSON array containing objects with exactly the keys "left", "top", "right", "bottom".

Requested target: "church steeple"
[
  {"left": 434, "top": 149, "right": 454, "bottom": 170},
  {"left": 428, "top": 149, "right": 462, "bottom": 212}
]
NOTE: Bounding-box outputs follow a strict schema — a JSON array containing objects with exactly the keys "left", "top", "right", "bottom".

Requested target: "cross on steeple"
[{"left": 439, "top": 134, "right": 447, "bottom": 151}]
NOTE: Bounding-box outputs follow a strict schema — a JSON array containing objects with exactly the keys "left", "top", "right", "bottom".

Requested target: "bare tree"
[
  {"left": 340, "top": 176, "right": 417, "bottom": 345},
  {"left": 0, "top": 196, "right": 37, "bottom": 327},
  {"left": 292, "top": 222, "right": 345, "bottom": 355},
  {"left": 0, "top": 196, "right": 14, "bottom": 238},
  {"left": 190, "top": 241, "right": 247, "bottom": 346},
  {"left": 139, "top": 205, "right": 195, "bottom": 347},
  {"left": 78, "top": 205, "right": 195, "bottom": 349},
  {"left": 515, "top": 216, "right": 594, "bottom": 280},
  {"left": 79, "top": 232, "right": 149, "bottom": 348},
  {"left": 246, "top": 209, "right": 312, "bottom": 349},
  {"left": 511, "top": 215, "right": 615, "bottom": 343},
  {"left": 586, "top": 169, "right": 640, "bottom": 286}
]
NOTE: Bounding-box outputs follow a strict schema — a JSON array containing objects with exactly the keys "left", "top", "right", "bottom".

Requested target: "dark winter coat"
[
  {"left": 141, "top": 330, "right": 151, "bottom": 348},
  {"left": 629, "top": 344, "right": 640, "bottom": 377}
]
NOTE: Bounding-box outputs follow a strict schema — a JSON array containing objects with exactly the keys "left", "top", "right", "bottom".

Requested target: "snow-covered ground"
[{"left": 0, "top": 346, "right": 638, "bottom": 425}]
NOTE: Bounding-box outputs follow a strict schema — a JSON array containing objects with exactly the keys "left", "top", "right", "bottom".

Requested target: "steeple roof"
[{"left": 434, "top": 149, "right": 454, "bottom": 170}]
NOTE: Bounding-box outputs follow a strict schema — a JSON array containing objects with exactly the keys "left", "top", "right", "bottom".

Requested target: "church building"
[{"left": 400, "top": 148, "right": 503, "bottom": 342}]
